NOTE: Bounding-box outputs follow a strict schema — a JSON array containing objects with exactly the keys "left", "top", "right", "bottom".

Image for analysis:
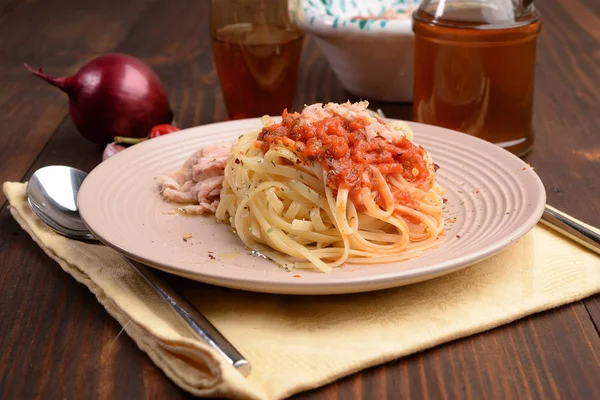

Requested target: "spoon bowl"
[{"left": 26, "top": 165, "right": 94, "bottom": 240}]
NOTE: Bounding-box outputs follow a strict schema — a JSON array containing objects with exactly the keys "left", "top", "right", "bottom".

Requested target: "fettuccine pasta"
[{"left": 213, "top": 102, "right": 445, "bottom": 272}]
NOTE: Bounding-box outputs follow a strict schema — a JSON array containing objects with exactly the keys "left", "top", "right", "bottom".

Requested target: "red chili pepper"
[{"left": 149, "top": 124, "right": 179, "bottom": 138}]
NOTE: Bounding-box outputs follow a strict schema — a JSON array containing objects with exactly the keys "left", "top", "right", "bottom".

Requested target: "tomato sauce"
[{"left": 258, "top": 111, "right": 430, "bottom": 209}]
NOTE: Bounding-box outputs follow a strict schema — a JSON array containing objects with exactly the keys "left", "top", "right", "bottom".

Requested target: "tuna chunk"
[
  {"left": 191, "top": 175, "right": 224, "bottom": 204},
  {"left": 301, "top": 101, "right": 413, "bottom": 144},
  {"left": 159, "top": 144, "right": 231, "bottom": 214}
]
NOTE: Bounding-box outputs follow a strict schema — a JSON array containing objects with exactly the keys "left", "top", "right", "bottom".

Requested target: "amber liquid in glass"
[
  {"left": 413, "top": 7, "right": 541, "bottom": 156},
  {"left": 211, "top": 24, "right": 304, "bottom": 120}
]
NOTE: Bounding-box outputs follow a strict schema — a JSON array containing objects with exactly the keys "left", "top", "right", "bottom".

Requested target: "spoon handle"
[
  {"left": 540, "top": 205, "right": 600, "bottom": 256},
  {"left": 126, "top": 258, "right": 251, "bottom": 376}
]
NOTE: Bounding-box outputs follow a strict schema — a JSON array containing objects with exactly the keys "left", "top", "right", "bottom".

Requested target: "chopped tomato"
[{"left": 258, "top": 112, "right": 430, "bottom": 209}]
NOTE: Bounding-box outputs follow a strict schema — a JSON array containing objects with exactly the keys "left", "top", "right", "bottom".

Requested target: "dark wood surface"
[{"left": 1, "top": 0, "right": 599, "bottom": 398}]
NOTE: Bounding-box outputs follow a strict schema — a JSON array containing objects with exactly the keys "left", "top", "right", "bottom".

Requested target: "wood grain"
[
  {"left": 526, "top": 0, "right": 600, "bottom": 227},
  {"left": 530, "top": 0, "right": 600, "bottom": 339},
  {"left": 0, "top": 0, "right": 598, "bottom": 399}
]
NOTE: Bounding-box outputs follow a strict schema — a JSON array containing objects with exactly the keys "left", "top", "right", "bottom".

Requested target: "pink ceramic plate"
[{"left": 78, "top": 119, "right": 546, "bottom": 295}]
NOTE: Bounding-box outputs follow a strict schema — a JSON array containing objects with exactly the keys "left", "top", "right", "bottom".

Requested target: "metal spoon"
[
  {"left": 540, "top": 204, "right": 600, "bottom": 256},
  {"left": 26, "top": 165, "right": 251, "bottom": 376}
]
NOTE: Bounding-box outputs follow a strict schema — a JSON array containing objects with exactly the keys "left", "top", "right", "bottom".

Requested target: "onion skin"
[
  {"left": 102, "top": 142, "right": 126, "bottom": 161},
  {"left": 25, "top": 53, "right": 174, "bottom": 145}
]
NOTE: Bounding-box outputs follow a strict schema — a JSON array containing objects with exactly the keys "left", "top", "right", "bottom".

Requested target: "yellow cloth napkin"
[{"left": 4, "top": 181, "right": 600, "bottom": 400}]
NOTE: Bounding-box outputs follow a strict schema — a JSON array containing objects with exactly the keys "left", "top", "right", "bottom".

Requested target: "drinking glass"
[{"left": 210, "top": 0, "right": 305, "bottom": 120}]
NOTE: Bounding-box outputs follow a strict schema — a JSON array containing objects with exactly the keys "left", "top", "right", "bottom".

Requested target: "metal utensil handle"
[
  {"left": 540, "top": 205, "right": 600, "bottom": 256},
  {"left": 126, "top": 259, "right": 251, "bottom": 376}
]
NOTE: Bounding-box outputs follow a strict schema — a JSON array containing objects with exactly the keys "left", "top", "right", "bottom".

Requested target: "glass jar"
[{"left": 412, "top": 0, "right": 541, "bottom": 156}]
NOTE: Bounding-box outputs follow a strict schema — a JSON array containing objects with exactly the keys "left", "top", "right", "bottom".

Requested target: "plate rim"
[{"left": 79, "top": 118, "right": 547, "bottom": 295}]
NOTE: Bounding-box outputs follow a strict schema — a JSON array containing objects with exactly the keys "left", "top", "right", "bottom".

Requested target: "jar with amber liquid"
[{"left": 412, "top": 0, "right": 541, "bottom": 156}]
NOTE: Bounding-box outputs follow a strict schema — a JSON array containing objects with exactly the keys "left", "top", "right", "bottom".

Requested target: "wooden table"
[{"left": 1, "top": 0, "right": 599, "bottom": 398}]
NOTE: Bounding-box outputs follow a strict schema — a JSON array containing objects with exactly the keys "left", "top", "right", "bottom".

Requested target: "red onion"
[{"left": 25, "top": 53, "right": 174, "bottom": 145}]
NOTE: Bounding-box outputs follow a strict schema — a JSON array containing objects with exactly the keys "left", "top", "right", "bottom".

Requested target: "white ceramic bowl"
[{"left": 303, "top": 0, "right": 420, "bottom": 103}]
